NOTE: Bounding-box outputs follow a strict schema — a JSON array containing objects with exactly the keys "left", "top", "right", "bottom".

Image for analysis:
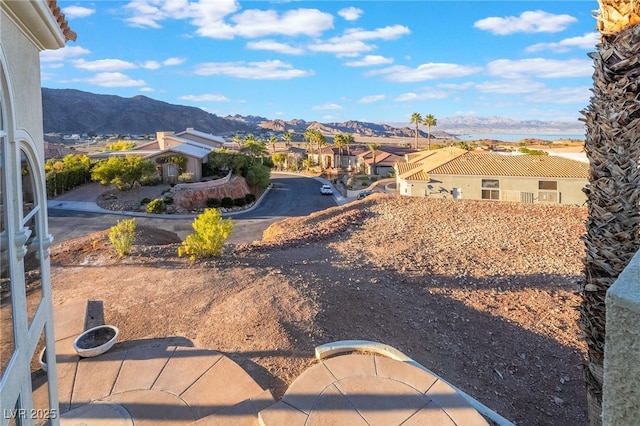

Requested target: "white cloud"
[
  {"left": 368, "top": 63, "right": 482, "bottom": 82},
  {"left": 194, "top": 60, "right": 313, "bottom": 80},
  {"left": 124, "top": 0, "right": 203, "bottom": 28},
  {"left": 524, "top": 86, "right": 591, "bottom": 105},
  {"left": 142, "top": 61, "right": 161, "bottom": 70},
  {"left": 394, "top": 91, "right": 448, "bottom": 102},
  {"left": 345, "top": 55, "right": 393, "bottom": 67},
  {"left": 309, "top": 40, "right": 374, "bottom": 57},
  {"left": 231, "top": 8, "right": 334, "bottom": 38},
  {"left": 338, "top": 7, "right": 363, "bottom": 21},
  {"left": 79, "top": 72, "right": 146, "bottom": 87},
  {"left": 40, "top": 45, "right": 90, "bottom": 62},
  {"left": 337, "top": 25, "right": 410, "bottom": 42},
  {"left": 474, "top": 10, "right": 577, "bottom": 35},
  {"left": 190, "top": 0, "right": 243, "bottom": 39},
  {"left": 358, "top": 95, "right": 386, "bottom": 104},
  {"left": 476, "top": 79, "right": 545, "bottom": 94},
  {"left": 179, "top": 94, "right": 229, "bottom": 102},
  {"left": 526, "top": 32, "right": 599, "bottom": 53},
  {"left": 486, "top": 58, "right": 593, "bottom": 79},
  {"left": 163, "top": 57, "right": 186, "bottom": 66},
  {"left": 312, "top": 103, "right": 343, "bottom": 111},
  {"left": 437, "top": 82, "right": 475, "bottom": 90},
  {"left": 246, "top": 40, "right": 305, "bottom": 55},
  {"left": 140, "top": 87, "right": 155, "bottom": 92},
  {"left": 73, "top": 58, "right": 136, "bottom": 72},
  {"left": 62, "top": 6, "right": 95, "bottom": 19}
]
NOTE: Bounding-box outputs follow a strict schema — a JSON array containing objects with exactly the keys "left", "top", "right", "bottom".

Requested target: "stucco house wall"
[
  {"left": 1, "top": 15, "right": 46, "bottom": 157},
  {"left": 1, "top": 0, "right": 76, "bottom": 420},
  {"left": 428, "top": 174, "right": 587, "bottom": 205}
]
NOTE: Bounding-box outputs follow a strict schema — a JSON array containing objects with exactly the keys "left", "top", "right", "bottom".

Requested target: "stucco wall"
[
  {"left": 603, "top": 249, "right": 640, "bottom": 425},
  {"left": 412, "top": 174, "right": 587, "bottom": 205},
  {"left": 0, "top": 14, "right": 45, "bottom": 160}
]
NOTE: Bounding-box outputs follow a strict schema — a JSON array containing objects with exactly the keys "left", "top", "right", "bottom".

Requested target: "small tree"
[
  {"left": 105, "top": 140, "right": 136, "bottom": 151},
  {"left": 92, "top": 155, "right": 156, "bottom": 190},
  {"left": 178, "top": 209, "right": 233, "bottom": 260},
  {"left": 272, "top": 152, "right": 287, "bottom": 170},
  {"left": 108, "top": 218, "right": 136, "bottom": 257}
]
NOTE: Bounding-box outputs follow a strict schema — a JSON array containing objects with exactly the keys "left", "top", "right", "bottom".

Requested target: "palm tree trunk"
[{"left": 581, "top": 7, "right": 640, "bottom": 424}]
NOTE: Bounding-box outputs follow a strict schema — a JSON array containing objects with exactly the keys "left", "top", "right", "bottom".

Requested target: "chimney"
[{"left": 156, "top": 131, "right": 174, "bottom": 149}]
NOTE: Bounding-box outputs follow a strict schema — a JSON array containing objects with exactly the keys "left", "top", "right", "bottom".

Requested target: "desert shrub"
[
  {"left": 178, "top": 172, "right": 194, "bottom": 183},
  {"left": 91, "top": 156, "right": 156, "bottom": 191},
  {"left": 140, "top": 174, "right": 160, "bottom": 186},
  {"left": 108, "top": 218, "right": 136, "bottom": 257},
  {"left": 145, "top": 198, "right": 165, "bottom": 214},
  {"left": 163, "top": 196, "right": 173, "bottom": 205},
  {"left": 140, "top": 197, "right": 151, "bottom": 205},
  {"left": 244, "top": 193, "right": 256, "bottom": 204},
  {"left": 105, "top": 140, "right": 136, "bottom": 151},
  {"left": 234, "top": 197, "right": 247, "bottom": 207},
  {"left": 361, "top": 181, "right": 368, "bottom": 187},
  {"left": 221, "top": 197, "right": 234, "bottom": 208},
  {"left": 206, "top": 198, "right": 221, "bottom": 208},
  {"left": 178, "top": 209, "right": 233, "bottom": 260}
]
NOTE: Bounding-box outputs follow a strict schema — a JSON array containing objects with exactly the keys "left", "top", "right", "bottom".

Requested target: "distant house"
[
  {"left": 358, "top": 150, "right": 405, "bottom": 176},
  {"left": 395, "top": 147, "right": 589, "bottom": 205},
  {"left": 90, "top": 128, "right": 232, "bottom": 184},
  {"left": 313, "top": 144, "right": 412, "bottom": 175}
]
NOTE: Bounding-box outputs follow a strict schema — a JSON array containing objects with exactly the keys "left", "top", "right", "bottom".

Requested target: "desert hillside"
[{"left": 46, "top": 195, "right": 588, "bottom": 425}]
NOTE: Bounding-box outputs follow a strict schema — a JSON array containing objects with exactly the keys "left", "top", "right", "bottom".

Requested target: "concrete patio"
[{"left": 32, "top": 301, "right": 497, "bottom": 425}]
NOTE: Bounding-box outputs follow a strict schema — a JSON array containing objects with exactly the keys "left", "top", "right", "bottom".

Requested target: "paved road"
[{"left": 48, "top": 174, "right": 339, "bottom": 245}]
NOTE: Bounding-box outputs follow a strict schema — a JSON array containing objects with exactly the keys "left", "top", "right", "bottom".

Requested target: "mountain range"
[{"left": 42, "top": 88, "right": 584, "bottom": 139}]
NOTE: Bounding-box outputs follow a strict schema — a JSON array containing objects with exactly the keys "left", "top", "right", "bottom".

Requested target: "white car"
[{"left": 320, "top": 184, "right": 333, "bottom": 195}]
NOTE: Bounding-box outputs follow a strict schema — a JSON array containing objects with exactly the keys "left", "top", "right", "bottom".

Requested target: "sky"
[{"left": 41, "top": 1, "right": 600, "bottom": 125}]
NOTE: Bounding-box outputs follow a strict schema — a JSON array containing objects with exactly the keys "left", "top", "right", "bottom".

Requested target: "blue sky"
[{"left": 41, "top": 1, "right": 599, "bottom": 125}]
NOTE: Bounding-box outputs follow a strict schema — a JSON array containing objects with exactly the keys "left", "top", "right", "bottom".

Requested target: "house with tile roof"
[
  {"left": 395, "top": 148, "right": 589, "bottom": 205},
  {"left": 90, "top": 128, "right": 233, "bottom": 184}
]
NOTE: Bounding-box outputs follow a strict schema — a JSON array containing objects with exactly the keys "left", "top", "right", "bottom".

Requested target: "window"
[
  {"left": 481, "top": 179, "right": 500, "bottom": 200},
  {"left": 539, "top": 180, "right": 558, "bottom": 190}
]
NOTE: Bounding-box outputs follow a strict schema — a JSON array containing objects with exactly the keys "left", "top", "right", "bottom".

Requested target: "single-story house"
[
  {"left": 395, "top": 147, "right": 589, "bottom": 205},
  {"left": 313, "top": 144, "right": 412, "bottom": 175},
  {"left": 358, "top": 150, "right": 405, "bottom": 177},
  {"left": 90, "top": 128, "right": 230, "bottom": 184}
]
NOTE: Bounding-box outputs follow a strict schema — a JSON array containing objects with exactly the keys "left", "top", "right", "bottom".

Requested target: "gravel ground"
[{"left": 16, "top": 193, "right": 588, "bottom": 425}]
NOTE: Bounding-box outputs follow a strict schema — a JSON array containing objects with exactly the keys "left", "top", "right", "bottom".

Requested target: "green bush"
[
  {"left": 163, "top": 196, "right": 173, "bottom": 205},
  {"left": 206, "top": 198, "right": 221, "bottom": 208},
  {"left": 245, "top": 193, "right": 256, "bottom": 204},
  {"left": 109, "top": 218, "right": 136, "bottom": 257},
  {"left": 221, "top": 197, "right": 234, "bottom": 208},
  {"left": 140, "top": 197, "right": 151, "bottom": 205},
  {"left": 145, "top": 198, "right": 165, "bottom": 214},
  {"left": 178, "top": 209, "right": 233, "bottom": 260},
  {"left": 91, "top": 156, "right": 156, "bottom": 191},
  {"left": 140, "top": 174, "right": 160, "bottom": 186},
  {"left": 233, "top": 197, "right": 247, "bottom": 207},
  {"left": 178, "top": 172, "right": 194, "bottom": 183}
]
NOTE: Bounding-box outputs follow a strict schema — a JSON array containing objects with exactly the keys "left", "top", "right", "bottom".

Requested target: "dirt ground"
[
  {"left": 0, "top": 184, "right": 588, "bottom": 425},
  {"left": 34, "top": 192, "right": 588, "bottom": 425}
]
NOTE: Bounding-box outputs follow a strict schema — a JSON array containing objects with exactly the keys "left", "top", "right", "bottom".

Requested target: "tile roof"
[
  {"left": 428, "top": 152, "right": 589, "bottom": 178},
  {"left": 48, "top": 0, "right": 77, "bottom": 42}
]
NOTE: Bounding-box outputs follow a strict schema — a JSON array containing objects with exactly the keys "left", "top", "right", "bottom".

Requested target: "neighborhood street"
[{"left": 48, "top": 174, "right": 338, "bottom": 245}]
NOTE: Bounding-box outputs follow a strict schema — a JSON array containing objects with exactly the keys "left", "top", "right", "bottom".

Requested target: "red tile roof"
[
  {"left": 48, "top": 0, "right": 77, "bottom": 42},
  {"left": 429, "top": 152, "right": 589, "bottom": 178}
]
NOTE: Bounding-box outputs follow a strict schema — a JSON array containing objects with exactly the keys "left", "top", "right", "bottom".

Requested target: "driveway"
[{"left": 47, "top": 174, "right": 339, "bottom": 245}]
